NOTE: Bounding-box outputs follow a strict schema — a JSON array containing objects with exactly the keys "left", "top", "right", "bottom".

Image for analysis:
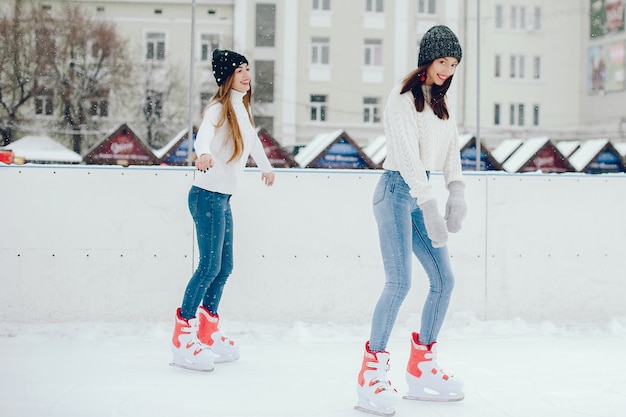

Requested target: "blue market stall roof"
[
  {"left": 0, "top": 135, "right": 82, "bottom": 164},
  {"left": 153, "top": 127, "right": 197, "bottom": 166},
  {"left": 294, "top": 130, "right": 375, "bottom": 169},
  {"left": 458, "top": 134, "right": 502, "bottom": 171},
  {"left": 568, "top": 138, "right": 626, "bottom": 173}
]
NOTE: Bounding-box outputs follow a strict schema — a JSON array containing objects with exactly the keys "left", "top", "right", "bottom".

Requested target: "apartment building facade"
[{"left": 3, "top": 0, "right": 624, "bottom": 150}]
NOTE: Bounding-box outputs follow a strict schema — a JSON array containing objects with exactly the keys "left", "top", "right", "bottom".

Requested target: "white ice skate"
[
  {"left": 354, "top": 342, "right": 400, "bottom": 416},
  {"left": 196, "top": 306, "right": 240, "bottom": 363},
  {"left": 170, "top": 308, "right": 216, "bottom": 372},
  {"left": 404, "top": 332, "right": 464, "bottom": 402}
]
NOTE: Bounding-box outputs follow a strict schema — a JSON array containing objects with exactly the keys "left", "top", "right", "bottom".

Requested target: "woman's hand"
[
  {"left": 195, "top": 154, "right": 214, "bottom": 172},
  {"left": 261, "top": 171, "right": 275, "bottom": 187}
]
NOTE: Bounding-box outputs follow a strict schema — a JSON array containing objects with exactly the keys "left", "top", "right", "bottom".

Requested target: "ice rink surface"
[{"left": 2, "top": 314, "right": 625, "bottom": 417}]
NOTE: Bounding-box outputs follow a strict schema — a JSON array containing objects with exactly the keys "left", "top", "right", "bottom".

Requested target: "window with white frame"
[
  {"left": 311, "top": 37, "right": 330, "bottom": 65},
  {"left": 533, "top": 56, "right": 541, "bottom": 79},
  {"left": 312, "top": 0, "right": 330, "bottom": 11},
  {"left": 256, "top": 3, "right": 276, "bottom": 47},
  {"left": 511, "top": 6, "right": 518, "bottom": 29},
  {"left": 509, "top": 103, "right": 525, "bottom": 126},
  {"left": 310, "top": 94, "right": 327, "bottom": 122},
  {"left": 200, "top": 33, "right": 219, "bottom": 62},
  {"left": 533, "top": 6, "right": 542, "bottom": 30},
  {"left": 510, "top": 54, "right": 525, "bottom": 79},
  {"left": 363, "top": 97, "right": 381, "bottom": 123},
  {"left": 495, "top": 5, "right": 503, "bottom": 28},
  {"left": 494, "top": 103, "right": 501, "bottom": 125},
  {"left": 519, "top": 6, "right": 526, "bottom": 29},
  {"left": 364, "top": 39, "right": 383, "bottom": 66},
  {"left": 366, "top": 0, "right": 383, "bottom": 12},
  {"left": 34, "top": 88, "right": 54, "bottom": 117},
  {"left": 495, "top": 54, "right": 501, "bottom": 78},
  {"left": 418, "top": 0, "right": 436, "bottom": 14},
  {"left": 146, "top": 32, "right": 166, "bottom": 62},
  {"left": 533, "top": 104, "right": 540, "bottom": 126},
  {"left": 89, "top": 94, "right": 109, "bottom": 118}
]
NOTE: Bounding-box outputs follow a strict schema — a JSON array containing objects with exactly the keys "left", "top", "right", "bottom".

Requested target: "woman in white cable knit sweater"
[
  {"left": 170, "top": 49, "right": 274, "bottom": 372},
  {"left": 355, "top": 26, "right": 467, "bottom": 416}
]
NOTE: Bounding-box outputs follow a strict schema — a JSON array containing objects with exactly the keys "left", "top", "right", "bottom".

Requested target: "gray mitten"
[
  {"left": 420, "top": 199, "right": 448, "bottom": 248},
  {"left": 445, "top": 181, "right": 467, "bottom": 233}
]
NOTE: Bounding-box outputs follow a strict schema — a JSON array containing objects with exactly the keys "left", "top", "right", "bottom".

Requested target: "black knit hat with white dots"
[
  {"left": 418, "top": 25, "right": 462, "bottom": 67},
  {"left": 212, "top": 49, "right": 248, "bottom": 86}
]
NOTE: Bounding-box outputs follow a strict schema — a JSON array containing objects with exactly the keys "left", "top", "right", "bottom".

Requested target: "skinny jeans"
[
  {"left": 369, "top": 170, "right": 455, "bottom": 351},
  {"left": 180, "top": 186, "right": 233, "bottom": 320}
]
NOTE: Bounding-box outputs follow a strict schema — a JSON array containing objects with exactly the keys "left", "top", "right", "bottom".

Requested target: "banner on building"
[
  {"left": 590, "top": 0, "right": 625, "bottom": 38},
  {"left": 587, "top": 41, "right": 625, "bottom": 94}
]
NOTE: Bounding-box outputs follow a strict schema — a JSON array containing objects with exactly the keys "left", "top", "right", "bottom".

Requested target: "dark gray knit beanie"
[
  {"left": 418, "top": 25, "right": 462, "bottom": 67},
  {"left": 212, "top": 49, "right": 248, "bottom": 86}
]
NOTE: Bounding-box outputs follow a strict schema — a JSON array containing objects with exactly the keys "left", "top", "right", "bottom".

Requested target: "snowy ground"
[{"left": 2, "top": 313, "right": 626, "bottom": 417}]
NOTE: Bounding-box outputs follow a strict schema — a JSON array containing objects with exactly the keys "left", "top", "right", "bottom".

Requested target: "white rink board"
[{"left": 0, "top": 165, "right": 624, "bottom": 325}]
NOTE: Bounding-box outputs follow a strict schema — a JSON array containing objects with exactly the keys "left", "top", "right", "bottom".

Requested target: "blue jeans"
[
  {"left": 180, "top": 186, "right": 234, "bottom": 320},
  {"left": 369, "top": 170, "right": 456, "bottom": 351}
]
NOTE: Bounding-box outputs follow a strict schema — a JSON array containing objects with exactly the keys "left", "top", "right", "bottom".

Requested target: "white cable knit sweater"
[
  {"left": 192, "top": 89, "right": 273, "bottom": 195},
  {"left": 382, "top": 83, "right": 464, "bottom": 205}
]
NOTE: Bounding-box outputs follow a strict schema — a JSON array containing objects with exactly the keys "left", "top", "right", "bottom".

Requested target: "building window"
[
  {"left": 519, "top": 6, "right": 526, "bottom": 29},
  {"left": 256, "top": 3, "right": 276, "bottom": 47},
  {"left": 533, "top": 6, "right": 542, "bottom": 30},
  {"left": 364, "top": 39, "right": 383, "bottom": 66},
  {"left": 311, "top": 37, "right": 330, "bottom": 65},
  {"left": 518, "top": 104, "right": 525, "bottom": 126},
  {"left": 146, "top": 32, "right": 165, "bottom": 62},
  {"left": 200, "top": 33, "right": 219, "bottom": 62},
  {"left": 533, "top": 105, "right": 540, "bottom": 126},
  {"left": 254, "top": 60, "right": 275, "bottom": 103},
  {"left": 89, "top": 98, "right": 109, "bottom": 118},
  {"left": 34, "top": 89, "right": 54, "bottom": 116},
  {"left": 418, "top": 0, "right": 436, "bottom": 14},
  {"left": 533, "top": 56, "right": 541, "bottom": 79},
  {"left": 495, "top": 5, "right": 503, "bottom": 28},
  {"left": 494, "top": 103, "right": 501, "bottom": 125},
  {"left": 145, "top": 90, "right": 163, "bottom": 120},
  {"left": 510, "top": 55, "right": 516, "bottom": 78},
  {"left": 509, "top": 104, "right": 515, "bottom": 126},
  {"left": 510, "top": 55, "right": 525, "bottom": 79},
  {"left": 511, "top": 6, "right": 518, "bottom": 29},
  {"left": 363, "top": 97, "right": 381, "bottom": 123},
  {"left": 495, "top": 54, "right": 501, "bottom": 78},
  {"left": 312, "top": 0, "right": 330, "bottom": 11},
  {"left": 310, "top": 94, "right": 327, "bottom": 122},
  {"left": 366, "top": 0, "right": 384, "bottom": 12}
]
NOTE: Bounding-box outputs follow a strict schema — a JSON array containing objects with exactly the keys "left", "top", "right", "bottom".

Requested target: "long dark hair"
[{"left": 400, "top": 64, "right": 453, "bottom": 120}]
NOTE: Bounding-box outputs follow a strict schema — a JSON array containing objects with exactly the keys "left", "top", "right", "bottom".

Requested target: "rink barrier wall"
[{"left": 1, "top": 164, "right": 625, "bottom": 326}]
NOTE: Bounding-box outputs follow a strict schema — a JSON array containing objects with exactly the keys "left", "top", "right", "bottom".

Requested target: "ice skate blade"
[
  {"left": 354, "top": 405, "right": 395, "bottom": 416},
  {"left": 403, "top": 394, "right": 464, "bottom": 402},
  {"left": 169, "top": 362, "right": 214, "bottom": 372}
]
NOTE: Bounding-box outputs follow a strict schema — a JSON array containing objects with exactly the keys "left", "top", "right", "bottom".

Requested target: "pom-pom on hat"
[
  {"left": 417, "top": 25, "right": 462, "bottom": 67},
  {"left": 212, "top": 49, "right": 248, "bottom": 86}
]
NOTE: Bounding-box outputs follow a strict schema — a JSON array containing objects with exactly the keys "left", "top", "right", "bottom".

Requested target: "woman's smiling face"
[{"left": 425, "top": 57, "right": 458, "bottom": 86}]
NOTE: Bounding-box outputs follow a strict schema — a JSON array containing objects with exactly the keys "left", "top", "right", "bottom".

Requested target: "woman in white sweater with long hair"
[
  {"left": 355, "top": 26, "right": 467, "bottom": 416},
  {"left": 170, "top": 49, "right": 274, "bottom": 372}
]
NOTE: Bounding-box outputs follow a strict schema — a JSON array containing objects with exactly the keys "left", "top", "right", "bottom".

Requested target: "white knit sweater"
[
  {"left": 192, "top": 89, "right": 273, "bottom": 195},
  {"left": 382, "top": 84, "right": 464, "bottom": 205}
]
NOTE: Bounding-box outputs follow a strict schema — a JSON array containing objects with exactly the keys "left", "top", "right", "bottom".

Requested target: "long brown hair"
[
  {"left": 202, "top": 71, "right": 254, "bottom": 163},
  {"left": 400, "top": 64, "right": 453, "bottom": 120}
]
